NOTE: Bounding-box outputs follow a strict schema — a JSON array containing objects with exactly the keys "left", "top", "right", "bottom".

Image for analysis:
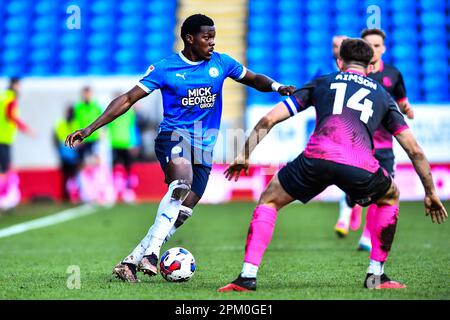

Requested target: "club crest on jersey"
[
  {"left": 171, "top": 146, "right": 182, "bottom": 155},
  {"left": 382, "top": 76, "right": 393, "bottom": 87},
  {"left": 144, "top": 65, "right": 155, "bottom": 76},
  {"left": 209, "top": 67, "right": 219, "bottom": 78}
]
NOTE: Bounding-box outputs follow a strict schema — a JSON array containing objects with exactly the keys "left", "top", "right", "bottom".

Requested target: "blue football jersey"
[{"left": 137, "top": 51, "right": 246, "bottom": 152}]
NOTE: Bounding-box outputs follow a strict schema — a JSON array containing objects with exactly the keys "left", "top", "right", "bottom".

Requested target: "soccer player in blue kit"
[{"left": 65, "top": 14, "right": 295, "bottom": 282}]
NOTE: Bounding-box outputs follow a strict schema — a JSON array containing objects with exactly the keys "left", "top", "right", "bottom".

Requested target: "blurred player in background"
[
  {"left": 313, "top": 35, "right": 348, "bottom": 78},
  {"left": 73, "top": 86, "right": 103, "bottom": 163},
  {"left": 0, "top": 78, "right": 34, "bottom": 211},
  {"left": 335, "top": 28, "right": 415, "bottom": 251},
  {"left": 66, "top": 14, "right": 296, "bottom": 282},
  {"left": 53, "top": 104, "right": 80, "bottom": 203},
  {"left": 218, "top": 39, "right": 447, "bottom": 292},
  {"left": 73, "top": 86, "right": 116, "bottom": 205},
  {"left": 108, "top": 95, "right": 139, "bottom": 203}
]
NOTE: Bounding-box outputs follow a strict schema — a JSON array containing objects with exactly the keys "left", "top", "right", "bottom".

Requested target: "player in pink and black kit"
[
  {"left": 350, "top": 28, "right": 415, "bottom": 251},
  {"left": 218, "top": 39, "right": 447, "bottom": 291}
]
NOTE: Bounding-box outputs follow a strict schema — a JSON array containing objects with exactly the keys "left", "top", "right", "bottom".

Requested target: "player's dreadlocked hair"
[
  {"left": 181, "top": 14, "right": 214, "bottom": 43},
  {"left": 360, "top": 28, "right": 386, "bottom": 41},
  {"left": 339, "top": 38, "right": 374, "bottom": 67}
]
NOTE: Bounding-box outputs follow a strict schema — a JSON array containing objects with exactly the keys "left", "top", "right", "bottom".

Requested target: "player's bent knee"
[
  {"left": 376, "top": 182, "right": 399, "bottom": 206},
  {"left": 258, "top": 177, "right": 292, "bottom": 210},
  {"left": 169, "top": 179, "right": 191, "bottom": 202}
]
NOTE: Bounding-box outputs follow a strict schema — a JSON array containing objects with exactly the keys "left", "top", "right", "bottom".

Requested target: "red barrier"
[
  {"left": 16, "top": 162, "right": 450, "bottom": 203},
  {"left": 17, "top": 162, "right": 168, "bottom": 203}
]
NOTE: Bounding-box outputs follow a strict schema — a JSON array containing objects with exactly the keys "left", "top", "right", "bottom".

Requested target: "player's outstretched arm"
[
  {"left": 224, "top": 102, "right": 291, "bottom": 181},
  {"left": 238, "top": 69, "right": 296, "bottom": 96},
  {"left": 395, "top": 129, "right": 447, "bottom": 224},
  {"left": 65, "top": 85, "right": 148, "bottom": 148}
]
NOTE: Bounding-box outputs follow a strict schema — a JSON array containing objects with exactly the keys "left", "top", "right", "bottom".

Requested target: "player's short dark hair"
[
  {"left": 8, "top": 77, "right": 21, "bottom": 90},
  {"left": 339, "top": 38, "right": 374, "bottom": 67},
  {"left": 360, "top": 28, "right": 386, "bottom": 41},
  {"left": 9, "top": 77, "right": 21, "bottom": 85},
  {"left": 180, "top": 14, "right": 214, "bottom": 42}
]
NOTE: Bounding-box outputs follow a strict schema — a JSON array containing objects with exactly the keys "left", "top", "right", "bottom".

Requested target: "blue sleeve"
[
  {"left": 137, "top": 61, "right": 165, "bottom": 93},
  {"left": 220, "top": 53, "right": 246, "bottom": 80},
  {"left": 283, "top": 78, "right": 318, "bottom": 116}
]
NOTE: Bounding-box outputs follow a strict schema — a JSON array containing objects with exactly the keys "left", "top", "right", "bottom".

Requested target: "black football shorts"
[{"left": 277, "top": 153, "right": 392, "bottom": 207}]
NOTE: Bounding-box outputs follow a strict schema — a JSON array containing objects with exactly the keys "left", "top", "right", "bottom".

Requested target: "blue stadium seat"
[
  {"left": 145, "top": 15, "right": 175, "bottom": 31},
  {"left": 59, "top": 32, "right": 83, "bottom": 47},
  {"left": 60, "top": 48, "right": 82, "bottom": 63},
  {"left": 35, "top": 1, "right": 58, "bottom": 14},
  {"left": 119, "top": 1, "right": 143, "bottom": 14},
  {"left": 144, "top": 32, "right": 170, "bottom": 47},
  {"left": 390, "top": 0, "right": 416, "bottom": 11},
  {"left": 423, "top": 76, "right": 448, "bottom": 93},
  {"left": 333, "top": 27, "right": 358, "bottom": 38},
  {"left": 90, "top": 16, "right": 115, "bottom": 30},
  {"left": 306, "top": 14, "right": 331, "bottom": 29},
  {"left": 117, "top": 33, "right": 143, "bottom": 47},
  {"left": 305, "top": 47, "right": 330, "bottom": 61},
  {"left": 335, "top": 14, "right": 359, "bottom": 29},
  {"left": 306, "top": 31, "right": 331, "bottom": 45},
  {"left": 1, "top": 65, "right": 25, "bottom": 76},
  {"left": 33, "top": 17, "right": 58, "bottom": 32},
  {"left": 392, "top": 28, "right": 419, "bottom": 42},
  {"left": 362, "top": 0, "right": 387, "bottom": 9},
  {"left": 2, "top": 48, "right": 25, "bottom": 63},
  {"left": 87, "top": 64, "right": 112, "bottom": 75},
  {"left": 392, "top": 45, "right": 418, "bottom": 60},
  {"left": 277, "top": 0, "right": 302, "bottom": 14},
  {"left": 419, "top": 1, "right": 446, "bottom": 11},
  {"left": 5, "top": 17, "right": 29, "bottom": 31},
  {"left": 114, "top": 49, "right": 139, "bottom": 65},
  {"left": 88, "top": 32, "right": 115, "bottom": 48},
  {"left": 276, "top": 14, "right": 300, "bottom": 30},
  {"left": 87, "top": 49, "right": 110, "bottom": 64},
  {"left": 334, "top": 0, "right": 360, "bottom": 12},
  {"left": 420, "top": 45, "right": 447, "bottom": 60},
  {"left": 391, "top": 12, "right": 416, "bottom": 27},
  {"left": 3, "top": 32, "right": 27, "bottom": 48},
  {"left": 277, "top": 47, "right": 302, "bottom": 61},
  {"left": 307, "top": 0, "right": 331, "bottom": 13},
  {"left": 29, "top": 64, "right": 54, "bottom": 76},
  {"left": 276, "top": 30, "right": 303, "bottom": 44},
  {"left": 421, "top": 12, "right": 446, "bottom": 27},
  {"left": 249, "top": 0, "right": 273, "bottom": 15},
  {"left": 30, "top": 49, "right": 53, "bottom": 63},
  {"left": 422, "top": 60, "right": 448, "bottom": 75},
  {"left": 91, "top": 0, "right": 115, "bottom": 14},
  {"left": 248, "top": 16, "right": 271, "bottom": 32},
  {"left": 144, "top": 50, "right": 168, "bottom": 64},
  {"left": 6, "top": 1, "right": 29, "bottom": 15},
  {"left": 58, "top": 64, "right": 83, "bottom": 76},
  {"left": 30, "top": 32, "right": 56, "bottom": 48},
  {"left": 119, "top": 17, "right": 143, "bottom": 31}
]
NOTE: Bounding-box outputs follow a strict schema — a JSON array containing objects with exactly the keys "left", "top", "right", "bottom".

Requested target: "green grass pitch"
[{"left": 0, "top": 201, "right": 449, "bottom": 300}]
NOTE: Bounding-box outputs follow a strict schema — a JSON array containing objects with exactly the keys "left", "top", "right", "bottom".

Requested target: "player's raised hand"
[
  {"left": 224, "top": 156, "right": 249, "bottom": 182},
  {"left": 65, "top": 128, "right": 89, "bottom": 148},
  {"left": 405, "top": 108, "right": 414, "bottom": 120},
  {"left": 424, "top": 193, "right": 448, "bottom": 224},
  {"left": 277, "top": 85, "right": 296, "bottom": 96},
  {"left": 399, "top": 101, "right": 414, "bottom": 119}
]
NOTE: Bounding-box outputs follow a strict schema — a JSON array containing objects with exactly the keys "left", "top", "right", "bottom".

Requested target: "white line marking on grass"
[{"left": 0, "top": 204, "right": 98, "bottom": 239}]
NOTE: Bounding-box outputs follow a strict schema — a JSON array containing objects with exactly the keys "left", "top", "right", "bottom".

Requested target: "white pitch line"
[{"left": 0, "top": 204, "right": 98, "bottom": 239}]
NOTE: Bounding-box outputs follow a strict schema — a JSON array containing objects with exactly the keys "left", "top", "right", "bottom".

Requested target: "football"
[{"left": 159, "top": 247, "right": 196, "bottom": 282}]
